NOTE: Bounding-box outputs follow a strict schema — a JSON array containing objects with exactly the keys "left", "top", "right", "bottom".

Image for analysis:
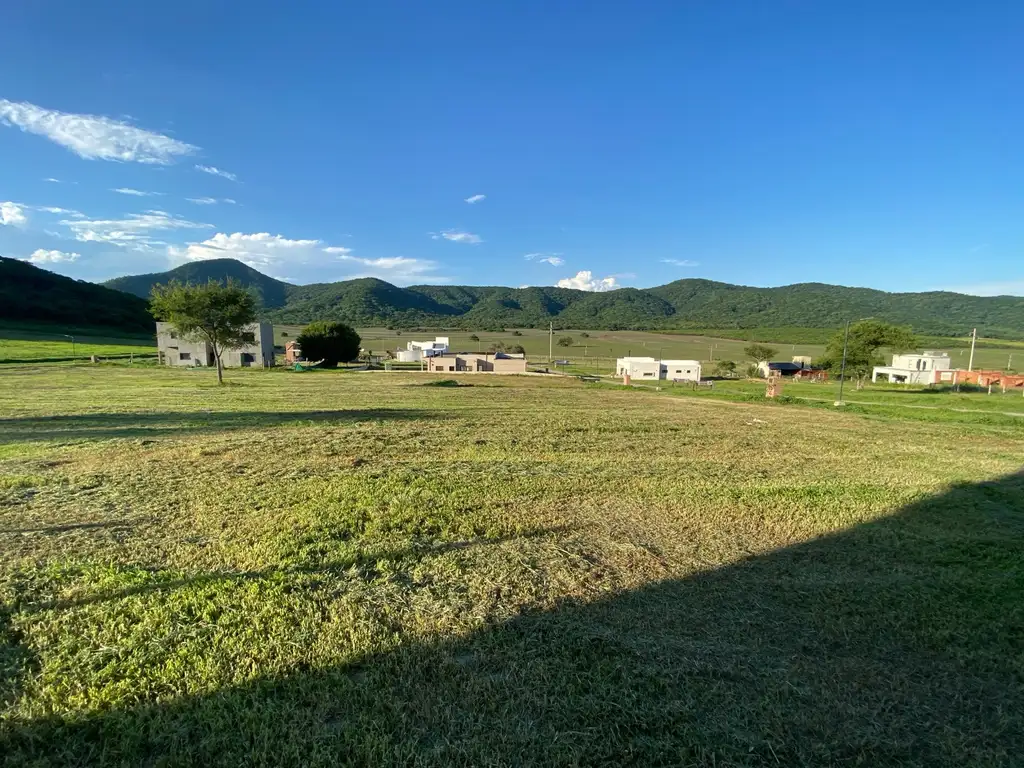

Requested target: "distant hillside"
[
  {"left": 1, "top": 257, "right": 153, "bottom": 334},
  {"left": 99, "top": 258, "right": 1024, "bottom": 339}
]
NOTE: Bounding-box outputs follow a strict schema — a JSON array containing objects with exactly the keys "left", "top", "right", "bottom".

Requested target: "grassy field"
[
  {"left": 0, "top": 325, "right": 156, "bottom": 362},
  {"left": 278, "top": 326, "right": 1023, "bottom": 374},
  {"left": 1, "top": 363, "right": 1022, "bottom": 766}
]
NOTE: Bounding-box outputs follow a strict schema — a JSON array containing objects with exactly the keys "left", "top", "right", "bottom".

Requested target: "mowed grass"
[
  {"left": 0, "top": 326, "right": 155, "bottom": 362},
  {"left": 0, "top": 365, "right": 1022, "bottom": 766}
]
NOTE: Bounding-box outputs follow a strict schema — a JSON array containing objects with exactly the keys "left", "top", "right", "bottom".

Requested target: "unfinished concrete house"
[{"left": 156, "top": 322, "right": 276, "bottom": 368}]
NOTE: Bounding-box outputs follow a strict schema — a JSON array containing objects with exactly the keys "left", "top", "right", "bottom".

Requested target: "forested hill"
[
  {"left": 100, "top": 258, "right": 1024, "bottom": 338},
  {"left": 1, "top": 257, "right": 153, "bottom": 333}
]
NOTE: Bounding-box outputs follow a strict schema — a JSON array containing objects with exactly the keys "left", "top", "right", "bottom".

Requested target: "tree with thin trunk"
[
  {"left": 150, "top": 280, "right": 257, "bottom": 385},
  {"left": 816, "top": 319, "right": 917, "bottom": 390},
  {"left": 743, "top": 343, "right": 777, "bottom": 363}
]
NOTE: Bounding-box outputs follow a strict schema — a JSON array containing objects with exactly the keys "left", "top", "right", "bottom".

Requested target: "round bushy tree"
[{"left": 296, "top": 321, "right": 361, "bottom": 368}]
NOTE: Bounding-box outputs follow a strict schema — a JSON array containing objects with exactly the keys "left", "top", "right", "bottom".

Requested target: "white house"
[
  {"left": 616, "top": 357, "right": 701, "bottom": 382},
  {"left": 396, "top": 336, "right": 449, "bottom": 362},
  {"left": 872, "top": 351, "right": 951, "bottom": 384},
  {"left": 660, "top": 359, "right": 702, "bottom": 382},
  {"left": 617, "top": 357, "right": 661, "bottom": 379}
]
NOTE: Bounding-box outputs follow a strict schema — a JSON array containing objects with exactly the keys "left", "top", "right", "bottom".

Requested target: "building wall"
[
  {"left": 660, "top": 360, "right": 701, "bottom": 382},
  {"left": 156, "top": 321, "right": 274, "bottom": 368},
  {"left": 891, "top": 353, "right": 951, "bottom": 372},
  {"left": 427, "top": 354, "right": 526, "bottom": 374}
]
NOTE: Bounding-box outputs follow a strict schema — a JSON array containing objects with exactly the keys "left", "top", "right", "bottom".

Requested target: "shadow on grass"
[
  {"left": 0, "top": 408, "right": 440, "bottom": 443},
  {"left": 2, "top": 475, "right": 1023, "bottom": 766},
  {"left": 0, "top": 521, "right": 131, "bottom": 536}
]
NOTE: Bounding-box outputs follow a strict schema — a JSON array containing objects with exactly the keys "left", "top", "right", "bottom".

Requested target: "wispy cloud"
[
  {"left": 942, "top": 280, "right": 1024, "bottom": 297},
  {"left": 555, "top": 270, "right": 619, "bottom": 292},
  {"left": 112, "top": 187, "right": 162, "bottom": 197},
  {"left": 37, "top": 206, "right": 81, "bottom": 215},
  {"left": 0, "top": 99, "right": 196, "bottom": 164},
  {"left": 23, "top": 248, "right": 80, "bottom": 264},
  {"left": 334, "top": 254, "right": 443, "bottom": 283},
  {"left": 968, "top": 244, "right": 989, "bottom": 254},
  {"left": 524, "top": 252, "right": 564, "bottom": 266},
  {"left": 661, "top": 258, "right": 699, "bottom": 267},
  {"left": 430, "top": 229, "right": 482, "bottom": 244},
  {"left": 43, "top": 177, "right": 74, "bottom": 184},
  {"left": 185, "top": 196, "right": 235, "bottom": 205},
  {"left": 195, "top": 165, "right": 238, "bottom": 181},
  {"left": 1, "top": 201, "right": 28, "bottom": 226},
  {"left": 168, "top": 232, "right": 446, "bottom": 284},
  {"left": 464, "top": 194, "right": 486, "bottom": 204},
  {"left": 62, "top": 209, "right": 212, "bottom": 252}
]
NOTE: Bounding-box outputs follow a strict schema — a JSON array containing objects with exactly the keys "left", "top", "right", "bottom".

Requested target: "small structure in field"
[
  {"left": 872, "top": 351, "right": 951, "bottom": 384},
  {"left": 757, "top": 358, "right": 827, "bottom": 380},
  {"left": 616, "top": 357, "right": 701, "bottom": 382},
  {"left": 427, "top": 351, "right": 526, "bottom": 374},
  {"left": 156, "top": 322, "right": 275, "bottom": 368},
  {"left": 284, "top": 340, "right": 304, "bottom": 364},
  {"left": 397, "top": 336, "right": 450, "bottom": 362}
]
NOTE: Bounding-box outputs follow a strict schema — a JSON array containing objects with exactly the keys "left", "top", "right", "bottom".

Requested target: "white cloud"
[
  {"left": 113, "top": 187, "right": 162, "bottom": 197},
  {"left": 0, "top": 99, "right": 196, "bottom": 164},
  {"left": 169, "top": 232, "right": 317, "bottom": 269},
  {"left": 62, "top": 209, "right": 212, "bottom": 252},
  {"left": 195, "top": 165, "right": 238, "bottom": 181},
  {"left": 1, "top": 202, "right": 28, "bottom": 226},
  {"left": 943, "top": 281, "right": 1024, "bottom": 297},
  {"left": 556, "top": 270, "right": 619, "bottom": 292},
  {"left": 186, "top": 196, "right": 236, "bottom": 205},
  {"left": 38, "top": 206, "right": 79, "bottom": 215},
  {"left": 464, "top": 194, "right": 486, "bottom": 204},
  {"left": 661, "top": 258, "right": 699, "bottom": 267},
  {"left": 167, "top": 231, "right": 445, "bottom": 284},
  {"left": 24, "top": 248, "right": 80, "bottom": 264},
  {"left": 334, "top": 254, "right": 442, "bottom": 283},
  {"left": 430, "top": 229, "right": 482, "bottom": 244},
  {"left": 524, "top": 252, "right": 564, "bottom": 265}
]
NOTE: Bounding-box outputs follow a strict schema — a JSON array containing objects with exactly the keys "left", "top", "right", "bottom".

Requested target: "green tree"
[
  {"left": 469, "top": 334, "right": 480, "bottom": 342},
  {"left": 511, "top": 330, "right": 523, "bottom": 336},
  {"left": 296, "top": 320, "right": 362, "bottom": 368},
  {"left": 713, "top": 360, "right": 737, "bottom": 377},
  {"left": 743, "top": 343, "right": 777, "bottom": 363},
  {"left": 487, "top": 341, "right": 507, "bottom": 353},
  {"left": 150, "top": 280, "right": 257, "bottom": 385},
  {"left": 580, "top": 331, "right": 590, "bottom": 338},
  {"left": 817, "top": 320, "right": 917, "bottom": 388},
  {"left": 557, "top": 336, "right": 574, "bottom": 347},
  {"left": 509, "top": 344, "right": 526, "bottom": 355}
]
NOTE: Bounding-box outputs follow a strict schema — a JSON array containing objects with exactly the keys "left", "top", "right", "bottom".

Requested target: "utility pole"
[
  {"left": 968, "top": 327, "right": 977, "bottom": 372},
  {"left": 836, "top": 320, "right": 850, "bottom": 406},
  {"left": 1008, "top": 353, "right": 1013, "bottom": 371},
  {"left": 548, "top": 322, "right": 553, "bottom": 365},
  {"left": 63, "top": 334, "right": 75, "bottom": 358}
]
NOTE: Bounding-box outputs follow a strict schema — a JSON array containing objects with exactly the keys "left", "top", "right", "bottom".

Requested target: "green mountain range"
[
  {"left": 6, "top": 256, "right": 1021, "bottom": 339},
  {"left": 0, "top": 257, "right": 153, "bottom": 334},
  {"left": 102, "top": 258, "right": 1024, "bottom": 338}
]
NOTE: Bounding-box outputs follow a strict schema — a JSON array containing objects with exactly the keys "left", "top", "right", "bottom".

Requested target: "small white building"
[
  {"left": 660, "top": 359, "right": 702, "bottom": 382},
  {"left": 616, "top": 357, "right": 701, "bottom": 382},
  {"left": 397, "top": 336, "right": 450, "bottom": 362},
  {"left": 872, "top": 351, "right": 951, "bottom": 384}
]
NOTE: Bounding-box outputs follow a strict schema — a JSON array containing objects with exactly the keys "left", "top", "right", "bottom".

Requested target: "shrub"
[
  {"left": 469, "top": 334, "right": 480, "bottom": 342},
  {"left": 509, "top": 344, "right": 526, "bottom": 354},
  {"left": 557, "top": 336, "right": 574, "bottom": 347},
  {"left": 296, "top": 321, "right": 362, "bottom": 368}
]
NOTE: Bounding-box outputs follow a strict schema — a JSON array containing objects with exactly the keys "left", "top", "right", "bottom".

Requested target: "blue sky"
[{"left": 1, "top": 1, "right": 1021, "bottom": 295}]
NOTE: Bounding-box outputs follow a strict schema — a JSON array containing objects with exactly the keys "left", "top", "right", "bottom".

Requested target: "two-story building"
[
  {"left": 871, "top": 351, "right": 951, "bottom": 384},
  {"left": 396, "top": 336, "right": 450, "bottom": 362},
  {"left": 156, "top": 322, "right": 276, "bottom": 368}
]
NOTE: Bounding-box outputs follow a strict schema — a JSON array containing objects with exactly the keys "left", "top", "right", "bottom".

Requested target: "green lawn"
[
  {"left": 0, "top": 325, "right": 156, "bottom": 362},
  {"left": 1, "top": 365, "right": 1022, "bottom": 766}
]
